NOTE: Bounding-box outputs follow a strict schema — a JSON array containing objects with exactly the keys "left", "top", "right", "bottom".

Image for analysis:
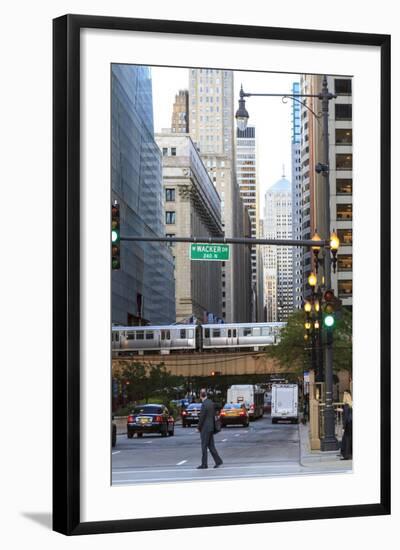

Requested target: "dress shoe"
[
  {"left": 197, "top": 465, "right": 207, "bottom": 469},
  {"left": 214, "top": 461, "right": 223, "bottom": 468}
]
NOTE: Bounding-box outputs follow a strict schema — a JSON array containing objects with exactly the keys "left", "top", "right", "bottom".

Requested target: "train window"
[
  {"left": 261, "top": 327, "right": 269, "bottom": 336},
  {"left": 213, "top": 329, "right": 221, "bottom": 337},
  {"left": 126, "top": 332, "right": 135, "bottom": 340},
  {"left": 145, "top": 332, "right": 154, "bottom": 340},
  {"left": 253, "top": 328, "right": 260, "bottom": 336},
  {"left": 233, "top": 329, "right": 237, "bottom": 337},
  {"left": 180, "top": 329, "right": 186, "bottom": 339},
  {"left": 244, "top": 328, "right": 252, "bottom": 336},
  {"left": 115, "top": 332, "right": 119, "bottom": 341},
  {"left": 136, "top": 331, "right": 144, "bottom": 340},
  {"left": 161, "top": 331, "right": 165, "bottom": 340},
  {"left": 188, "top": 330, "right": 194, "bottom": 338},
  {"left": 228, "top": 329, "right": 231, "bottom": 337},
  {"left": 204, "top": 329, "right": 210, "bottom": 338},
  {"left": 166, "top": 331, "right": 171, "bottom": 340}
]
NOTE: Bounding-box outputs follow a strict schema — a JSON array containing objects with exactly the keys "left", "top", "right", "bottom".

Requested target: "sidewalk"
[{"left": 298, "top": 422, "right": 352, "bottom": 471}]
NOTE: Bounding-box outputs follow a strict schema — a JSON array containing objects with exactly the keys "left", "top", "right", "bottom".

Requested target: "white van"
[{"left": 271, "top": 384, "right": 298, "bottom": 424}]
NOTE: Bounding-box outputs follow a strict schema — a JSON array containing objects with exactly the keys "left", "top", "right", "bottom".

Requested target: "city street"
[{"left": 112, "top": 415, "right": 349, "bottom": 485}]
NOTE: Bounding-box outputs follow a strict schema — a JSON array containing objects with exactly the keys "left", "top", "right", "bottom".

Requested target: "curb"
[{"left": 298, "top": 422, "right": 352, "bottom": 469}]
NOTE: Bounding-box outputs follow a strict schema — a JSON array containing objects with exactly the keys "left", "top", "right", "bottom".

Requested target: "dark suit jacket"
[{"left": 198, "top": 398, "right": 216, "bottom": 433}]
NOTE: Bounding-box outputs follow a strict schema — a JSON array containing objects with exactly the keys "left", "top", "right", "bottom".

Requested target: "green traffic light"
[
  {"left": 324, "top": 314, "right": 335, "bottom": 328},
  {"left": 112, "top": 229, "right": 119, "bottom": 243}
]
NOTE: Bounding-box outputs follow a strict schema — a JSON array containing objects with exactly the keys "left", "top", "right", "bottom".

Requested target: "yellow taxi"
[{"left": 220, "top": 403, "right": 249, "bottom": 428}]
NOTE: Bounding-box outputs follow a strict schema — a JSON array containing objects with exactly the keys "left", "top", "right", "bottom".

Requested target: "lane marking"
[
  {"left": 146, "top": 441, "right": 153, "bottom": 444},
  {"left": 112, "top": 451, "right": 121, "bottom": 455},
  {"left": 235, "top": 434, "right": 240, "bottom": 437},
  {"left": 222, "top": 438, "right": 228, "bottom": 442},
  {"left": 176, "top": 460, "right": 187, "bottom": 466}
]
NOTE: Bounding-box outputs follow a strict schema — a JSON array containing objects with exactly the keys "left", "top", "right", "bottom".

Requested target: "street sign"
[{"left": 190, "top": 243, "right": 230, "bottom": 261}]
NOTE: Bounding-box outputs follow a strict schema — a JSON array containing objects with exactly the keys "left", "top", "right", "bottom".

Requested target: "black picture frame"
[{"left": 53, "top": 14, "right": 391, "bottom": 536}]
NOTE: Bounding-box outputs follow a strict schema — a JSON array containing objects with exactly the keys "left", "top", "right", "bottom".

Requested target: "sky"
[{"left": 151, "top": 66, "right": 299, "bottom": 215}]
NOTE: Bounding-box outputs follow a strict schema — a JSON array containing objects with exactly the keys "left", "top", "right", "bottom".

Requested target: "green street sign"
[{"left": 190, "top": 243, "right": 230, "bottom": 261}]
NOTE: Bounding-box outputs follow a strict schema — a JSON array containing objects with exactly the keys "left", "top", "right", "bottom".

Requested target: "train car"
[
  {"left": 201, "top": 323, "right": 283, "bottom": 350},
  {"left": 112, "top": 325, "right": 197, "bottom": 354}
]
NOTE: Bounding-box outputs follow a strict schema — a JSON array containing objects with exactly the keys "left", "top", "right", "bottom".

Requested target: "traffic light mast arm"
[{"left": 120, "top": 235, "right": 327, "bottom": 248}]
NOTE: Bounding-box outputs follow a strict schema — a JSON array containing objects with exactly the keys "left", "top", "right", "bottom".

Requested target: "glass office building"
[{"left": 111, "top": 64, "right": 175, "bottom": 325}]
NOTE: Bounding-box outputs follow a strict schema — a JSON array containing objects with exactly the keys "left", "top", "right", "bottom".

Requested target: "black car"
[
  {"left": 181, "top": 402, "right": 203, "bottom": 427},
  {"left": 127, "top": 404, "right": 175, "bottom": 438},
  {"left": 112, "top": 422, "right": 117, "bottom": 447}
]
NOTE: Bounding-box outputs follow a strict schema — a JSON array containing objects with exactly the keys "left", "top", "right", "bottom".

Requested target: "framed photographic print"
[{"left": 53, "top": 14, "right": 390, "bottom": 535}]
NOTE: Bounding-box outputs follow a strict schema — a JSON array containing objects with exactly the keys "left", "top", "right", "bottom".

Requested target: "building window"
[
  {"left": 336, "top": 129, "right": 352, "bottom": 145},
  {"left": 337, "top": 228, "right": 352, "bottom": 245},
  {"left": 165, "top": 188, "right": 175, "bottom": 202},
  {"left": 334, "top": 79, "right": 352, "bottom": 95},
  {"left": 171, "top": 147, "right": 177, "bottom": 156},
  {"left": 338, "top": 254, "right": 352, "bottom": 271},
  {"left": 335, "top": 104, "right": 352, "bottom": 120},
  {"left": 165, "top": 211, "right": 176, "bottom": 224},
  {"left": 338, "top": 279, "right": 352, "bottom": 297},
  {"left": 337, "top": 204, "right": 352, "bottom": 221},
  {"left": 165, "top": 233, "right": 175, "bottom": 246},
  {"left": 336, "top": 179, "right": 352, "bottom": 195},
  {"left": 336, "top": 154, "right": 352, "bottom": 170},
  {"left": 162, "top": 147, "right": 168, "bottom": 156}
]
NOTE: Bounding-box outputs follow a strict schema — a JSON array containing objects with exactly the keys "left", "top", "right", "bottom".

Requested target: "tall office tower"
[
  {"left": 155, "top": 133, "right": 223, "bottom": 323},
  {"left": 171, "top": 90, "right": 189, "bottom": 133},
  {"left": 300, "top": 75, "right": 353, "bottom": 310},
  {"left": 262, "top": 175, "right": 294, "bottom": 322},
  {"left": 236, "top": 126, "right": 262, "bottom": 320},
  {"left": 111, "top": 65, "right": 175, "bottom": 325},
  {"left": 189, "top": 67, "right": 251, "bottom": 322},
  {"left": 291, "top": 82, "right": 303, "bottom": 311}
]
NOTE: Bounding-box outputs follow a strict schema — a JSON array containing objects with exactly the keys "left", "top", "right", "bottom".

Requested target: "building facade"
[
  {"left": 236, "top": 126, "right": 263, "bottom": 320},
  {"left": 291, "top": 82, "right": 303, "bottom": 311},
  {"left": 262, "top": 176, "right": 294, "bottom": 322},
  {"left": 300, "top": 75, "right": 353, "bottom": 309},
  {"left": 188, "top": 67, "right": 252, "bottom": 322},
  {"left": 111, "top": 64, "right": 175, "bottom": 326},
  {"left": 155, "top": 133, "right": 223, "bottom": 323},
  {"left": 171, "top": 90, "right": 189, "bottom": 133}
]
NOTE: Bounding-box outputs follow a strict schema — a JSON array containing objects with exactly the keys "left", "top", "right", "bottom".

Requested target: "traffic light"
[
  {"left": 111, "top": 203, "right": 120, "bottom": 270},
  {"left": 322, "top": 289, "right": 342, "bottom": 328}
]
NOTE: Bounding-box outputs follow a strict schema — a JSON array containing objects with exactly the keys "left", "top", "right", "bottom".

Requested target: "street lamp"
[
  {"left": 311, "top": 230, "right": 322, "bottom": 273},
  {"left": 330, "top": 230, "right": 340, "bottom": 273},
  {"left": 235, "top": 86, "right": 250, "bottom": 131}
]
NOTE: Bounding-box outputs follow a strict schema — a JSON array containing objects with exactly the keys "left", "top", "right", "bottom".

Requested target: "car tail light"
[
  {"left": 127, "top": 415, "right": 135, "bottom": 423},
  {"left": 181, "top": 411, "right": 187, "bottom": 416},
  {"left": 239, "top": 412, "right": 246, "bottom": 416},
  {"left": 155, "top": 415, "right": 163, "bottom": 422},
  {"left": 220, "top": 411, "right": 226, "bottom": 416},
  {"left": 250, "top": 404, "right": 255, "bottom": 410}
]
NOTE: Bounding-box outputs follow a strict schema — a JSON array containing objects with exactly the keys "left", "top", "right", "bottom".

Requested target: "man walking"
[{"left": 197, "top": 388, "right": 223, "bottom": 469}]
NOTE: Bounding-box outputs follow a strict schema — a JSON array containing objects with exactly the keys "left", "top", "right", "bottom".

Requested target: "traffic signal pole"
[
  {"left": 120, "top": 235, "right": 327, "bottom": 248},
  {"left": 320, "top": 76, "right": 339, "bottom": 451}
]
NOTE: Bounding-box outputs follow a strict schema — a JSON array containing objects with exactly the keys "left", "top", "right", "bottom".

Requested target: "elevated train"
[{"left": 112, "top": 322, "right": 286, "bottom": 355}]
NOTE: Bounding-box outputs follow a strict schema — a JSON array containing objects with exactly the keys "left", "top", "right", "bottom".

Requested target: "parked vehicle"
[
  {"left": 181, "top": 402, "right": 202, "bottom": 427},
  {"left": 112, "top": 421, "right": 117, "bottom": 447},
  {"left": 271, "top": 384, "right": 299, "bottom": 424},
  {"left": 127, "top": 404, "right": 175, "bottom": 437},
  {"left": 226, "top": 384, "right": 264, "bottom": 419},
  {"left": 220, "top": 403, "right": 249, "bottom": 427}
]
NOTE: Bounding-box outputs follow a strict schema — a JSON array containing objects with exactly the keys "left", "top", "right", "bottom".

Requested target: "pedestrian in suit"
[
  {"left": 340, "top": 390, "right": 353, "bottom": 460},
  {"left": 197, "top": 389, "right": 223, "bottom": 469}
]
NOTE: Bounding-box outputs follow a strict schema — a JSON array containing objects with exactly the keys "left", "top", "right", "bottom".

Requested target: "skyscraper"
[
  {"left": 189, "top": 68, "right": 251, "bottom": 322},
  {"left": 171, "top": 90, "right": 189, "bottom": 133},
  {"left": 291, "top": 82, "right": 303, "bottom": 311},
  {"left": 236, "top": 126, "right": 262, "bottom": 320},
  {"left": 111, "top": 64, "right": 175, "bottom": 325},
  {"left": 262, "top": 174, "right": 294, "bottom": 322},
  {"left": 300, "top": 75, "right": 353, "bottom": 309}
]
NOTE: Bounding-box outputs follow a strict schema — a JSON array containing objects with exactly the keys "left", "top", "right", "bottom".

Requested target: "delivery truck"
[
  {"left": 271, "top": 384, "right": 298, "bottom": 423},
  {"left": 226, "top": 384, "right": 264, "bottom": 419}
]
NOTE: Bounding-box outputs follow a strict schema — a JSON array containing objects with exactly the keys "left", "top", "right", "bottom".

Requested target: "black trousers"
[{"left": 200, "top": 430, "right": 222, "bottom": 466}]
